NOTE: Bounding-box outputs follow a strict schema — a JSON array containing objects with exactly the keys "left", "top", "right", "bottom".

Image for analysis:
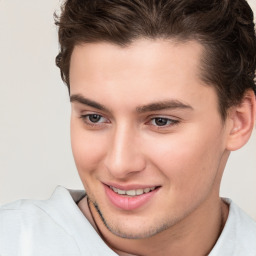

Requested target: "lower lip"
[{"left": 104, "top": 185, "right": 159, "bottom": 211}]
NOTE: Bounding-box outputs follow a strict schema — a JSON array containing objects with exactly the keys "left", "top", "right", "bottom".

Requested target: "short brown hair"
[{"left": 55, "top": 0, "right": 256, "bottom": 119}]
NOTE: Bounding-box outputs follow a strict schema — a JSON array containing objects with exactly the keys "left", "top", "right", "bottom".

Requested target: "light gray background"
[{"left": 0, "top": 0, "right": 255, "bottom": 220}]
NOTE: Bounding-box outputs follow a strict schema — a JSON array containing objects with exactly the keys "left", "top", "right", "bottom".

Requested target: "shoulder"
[
  {"left": 210, "top": 198, "right": 256, "bottom": 256},
  {"left": 0, "top": 186, "right": 117, "bottom": 256},
  {"left": 225, "top": 198, "right": 256, "bottom": 247},
  {"left": 0, "top": 187, "right": 83, "bottom": 255}
]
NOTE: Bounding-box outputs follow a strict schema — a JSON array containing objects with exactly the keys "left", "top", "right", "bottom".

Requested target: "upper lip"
[{"left": 103, "top": 182, "right": 161, "bottom": 191}]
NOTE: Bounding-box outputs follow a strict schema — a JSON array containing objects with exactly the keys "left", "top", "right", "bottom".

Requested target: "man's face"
[{"left": 69, "top": 39, "right": 230, "bottom": 239}]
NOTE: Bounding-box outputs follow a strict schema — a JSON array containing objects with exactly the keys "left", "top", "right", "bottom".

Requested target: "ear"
[{"left": 226, "top": 89, "right": 256, "bottom": 151}]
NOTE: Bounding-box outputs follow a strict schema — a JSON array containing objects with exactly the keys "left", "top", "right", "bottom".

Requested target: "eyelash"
[
  {"left": 79, "top": 114, "right": 180, "bottom": 129},
  {"left": 79, "top": 114, "right": 108, "bottom": 127},
  {"left": 147, "top": 117, "right": 180, "bottom": 128}
]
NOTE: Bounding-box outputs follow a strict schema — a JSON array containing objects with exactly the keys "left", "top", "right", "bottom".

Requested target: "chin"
[
  {"left": 108, "top": 224, "right": 171, "bottom": 240},
  {"left": 93, "top": 200, "right": 174, "bottom": 239}
]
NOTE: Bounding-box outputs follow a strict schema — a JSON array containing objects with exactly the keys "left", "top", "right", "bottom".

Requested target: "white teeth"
[
  {"left": 117, "top": 189, "right": 126, "bottom": 195},
  {"left": 112, "top": 187, "right": 118, "bottom": 193},
  {"left": 136, "top": 189, "right": 144, "bottom": 195},
  {"left": 126, "top": 190, "right": 136, "bottom": 196},
  {"left": 143, "top": 188, "right": 150, "bottom": 193},
  {"left": 110, "top": 186, "right": 156, "bottom": 196}
]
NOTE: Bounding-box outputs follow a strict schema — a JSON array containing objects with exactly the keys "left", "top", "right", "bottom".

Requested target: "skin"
[{"left": 69, "top": 39, "right": 254, "bottom": 256}]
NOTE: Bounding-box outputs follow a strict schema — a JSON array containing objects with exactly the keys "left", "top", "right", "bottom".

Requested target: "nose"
[{"left": 104, "top": 123, "right": 146, "bottom": 179}]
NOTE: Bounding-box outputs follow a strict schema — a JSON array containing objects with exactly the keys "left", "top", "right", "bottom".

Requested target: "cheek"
[
  {"left": 147, "top": 125, "right": 225, "bottom": 194},
  {"left": 70, "top": 120, "right": 107, "bottom": 177}
]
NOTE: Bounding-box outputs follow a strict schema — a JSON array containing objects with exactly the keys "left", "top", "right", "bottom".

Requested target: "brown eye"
[
  {"left": 149, "top": 117, "right": 179, "bottom": 128},
  {"left": 153, "top": 118, "right": 169, "bottom": 126},
  {"left": 88, "top": 114, "right": 102, "bottom": 123},
  {"left": 79, "top": 112, "right": 110, "bottom": 129}
]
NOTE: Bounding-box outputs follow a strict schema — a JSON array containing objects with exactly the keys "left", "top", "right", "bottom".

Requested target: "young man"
[{"left": 1, "top": 0, "right": 256, "bottom": 255}]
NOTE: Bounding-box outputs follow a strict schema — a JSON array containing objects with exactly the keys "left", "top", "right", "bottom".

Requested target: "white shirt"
[{"left": 0, "top": 186, "right": 255, "bottom": 256}]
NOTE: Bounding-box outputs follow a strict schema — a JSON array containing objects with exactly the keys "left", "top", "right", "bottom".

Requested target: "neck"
[{"left": 86, "top": 195, "right": 229, "bottom": 256}]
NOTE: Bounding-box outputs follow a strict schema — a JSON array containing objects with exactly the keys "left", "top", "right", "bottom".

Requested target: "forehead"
[
  {"left": 70, "top": 39, "right": 204, "bottom": 86},
  {"left": 69, "top": 39, "right": 218, "bottom": 115}
]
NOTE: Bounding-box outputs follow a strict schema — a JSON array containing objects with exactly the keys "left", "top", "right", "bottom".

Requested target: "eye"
[
  {"left": 88, "top": 114, "right": 103, "bottom": 123},
  {"left": 80, "top": 114, "right": 109, "bottom": 126},
  {"left": 150, "top": 117, "right": 179, "bottom": 127},
  {"left": 152, "top": 117, "right": 170, "bottom": 126}
]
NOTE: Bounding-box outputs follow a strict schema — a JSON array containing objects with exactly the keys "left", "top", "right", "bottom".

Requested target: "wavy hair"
[{"left": 55, "top": 0, "right": 256, "bottom": 119}]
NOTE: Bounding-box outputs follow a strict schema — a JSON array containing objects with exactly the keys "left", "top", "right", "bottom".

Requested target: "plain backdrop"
[{"left": 0, "top": 0, "right": 255, "bottom": 220}]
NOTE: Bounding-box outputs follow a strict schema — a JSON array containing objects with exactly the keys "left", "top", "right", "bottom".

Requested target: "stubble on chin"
[{"left": 87, "top": 194, "right": 175, "bottom": 240}]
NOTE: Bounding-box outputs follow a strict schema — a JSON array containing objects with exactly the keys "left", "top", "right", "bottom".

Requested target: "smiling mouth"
[{"left": 109, "top": 186, "right": 158, "bottom": 196}]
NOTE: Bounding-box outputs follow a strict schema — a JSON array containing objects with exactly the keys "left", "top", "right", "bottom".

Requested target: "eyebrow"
[
  {"left": 70, "top": 94, "right": 193, "bottom": 113},
  {"left": 136, "top": 100, "right": 193, "bottom": 113},
  {"left": 70, "top": 94, "right": 110, "bottom": 112}
]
